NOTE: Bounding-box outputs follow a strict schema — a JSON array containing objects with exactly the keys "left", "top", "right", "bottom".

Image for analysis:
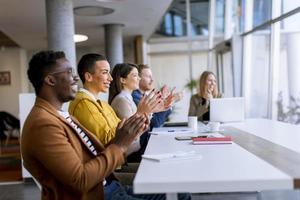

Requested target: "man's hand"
[
  {"left": 113, "top": 114, "right": 149, "bottom": 153},
  {"left": 173, "top": 91, "right": 183, "bottom": 103},
  {"left": 161, "top": 85, "right": 170, "bottom": 99},
  {"left": 152, "top": 87, "right": 177, "bottom": 113},
  {"left": 153, "top": 91, "right": 174, "bottom": 113},
  {"left": 137, "top": 89, "right": 162, "bottom": 115}
]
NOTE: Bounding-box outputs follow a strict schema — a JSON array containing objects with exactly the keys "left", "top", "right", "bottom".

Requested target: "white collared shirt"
[{"left": 79, "top": 88, "right": 97, "bottom": 102}]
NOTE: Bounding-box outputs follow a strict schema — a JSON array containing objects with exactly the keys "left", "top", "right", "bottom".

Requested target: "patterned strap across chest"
[{"left": 65, "top": 116, "right": 98, "bottom": 156}]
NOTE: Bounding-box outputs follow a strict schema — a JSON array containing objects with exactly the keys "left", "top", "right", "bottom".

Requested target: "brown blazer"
[{"left": 21, "top": 97, "right": 125, "bottom": 200}]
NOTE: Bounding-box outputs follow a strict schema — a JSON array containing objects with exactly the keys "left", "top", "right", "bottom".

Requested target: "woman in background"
[{"left": 188, "top": 71, "right": 221, "bottom": 121}]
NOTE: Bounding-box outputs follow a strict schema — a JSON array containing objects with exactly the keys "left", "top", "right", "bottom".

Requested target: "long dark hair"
[{"left": 108, "top": 63, "right": 138, "bottom": 104}]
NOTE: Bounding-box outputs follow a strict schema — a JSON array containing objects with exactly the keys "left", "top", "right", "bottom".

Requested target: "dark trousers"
[
  {"left": 127, "top": 131, "right": 150, "bottom": 163},
  {"left": 104, "top": 180, "right": 191, "bottom": 200}
]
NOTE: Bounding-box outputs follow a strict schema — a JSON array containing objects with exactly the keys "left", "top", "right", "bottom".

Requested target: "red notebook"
[{"left": 192, "top": 136, "right": 232, "bottom": 145}]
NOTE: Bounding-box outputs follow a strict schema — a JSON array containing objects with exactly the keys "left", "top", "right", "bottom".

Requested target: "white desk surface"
[
  {"left": 224, "top": 118, "right": 300, "bottom": 154},
  {"left": 134, "top": 120, "right": 293, "bottom": 194}
]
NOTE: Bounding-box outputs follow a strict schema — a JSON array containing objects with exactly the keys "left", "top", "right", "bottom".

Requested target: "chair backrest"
[{"left": 0, "top": 111, "right": 20, "bottom": 129}]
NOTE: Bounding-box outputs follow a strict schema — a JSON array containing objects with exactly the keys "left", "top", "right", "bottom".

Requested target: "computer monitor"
[{"left": 209, "top": 97, "right": 245, "bottom": 123}]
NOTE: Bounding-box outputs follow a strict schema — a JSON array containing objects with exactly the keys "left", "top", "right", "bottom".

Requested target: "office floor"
[
  {"left": 0, "top": 138, "right": 22, "bottom": 182},
  {"left": 0, "top": 180, "right": 300, "bottom": 200},
  {"left": 0, "top": 180, "right": 40, "bottom": 200}
]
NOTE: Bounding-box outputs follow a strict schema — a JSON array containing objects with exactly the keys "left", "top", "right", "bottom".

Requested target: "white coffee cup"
[
  {"left": 188, "top": 116, "right": 198, "bottom": 132},
  {"left": 208, "top": 121, "right": 220, "bottom": 132}
]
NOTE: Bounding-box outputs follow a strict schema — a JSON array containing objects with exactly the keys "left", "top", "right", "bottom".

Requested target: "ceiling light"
[
  {"left": 74, "top": 6, "right": 114, "bottom": 16},
  {"left": 74, "top": 34, "right": 88, "bottom": 43}
]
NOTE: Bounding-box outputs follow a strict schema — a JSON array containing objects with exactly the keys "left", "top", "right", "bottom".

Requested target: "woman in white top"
[{"left": 109, "top": 63, "right": 161, "bottom": 157}]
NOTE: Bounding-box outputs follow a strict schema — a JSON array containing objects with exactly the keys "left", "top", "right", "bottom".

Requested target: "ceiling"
[{"left": 0, "top": 0, "right": 173, "bottom": 50}]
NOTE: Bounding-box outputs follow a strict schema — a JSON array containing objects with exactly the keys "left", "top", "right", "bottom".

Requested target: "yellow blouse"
[{"left": 68, "top": 91, "right": 120, "bottom": 146}]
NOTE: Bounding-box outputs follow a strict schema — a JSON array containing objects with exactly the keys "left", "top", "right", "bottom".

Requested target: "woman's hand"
[
  {"left": 207, "top": 89, "right": 213, "bottom": 100},
  {"left": 173, "top": 91, "right": 183, "bottom": 103},
  {"left": 204, "top": 87, "right": 213, "bottom": 100}
]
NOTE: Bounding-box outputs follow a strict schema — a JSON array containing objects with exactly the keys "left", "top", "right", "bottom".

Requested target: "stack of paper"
[
  {"left": 192, "top": 136, "right": 232, "bottom": 145},
  {"left": 142, "top": 151, "right": 202, "bottom": 162},
  {"left": 150, "top": 128, "right": 194, "bottom": 135}
]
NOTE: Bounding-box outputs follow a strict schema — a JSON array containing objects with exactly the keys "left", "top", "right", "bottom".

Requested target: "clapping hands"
[
  {"left": 113, "top": 114, "right": 150, "bottom": 153},
  {"left": 137, "top": 89, "right": 162, "bottom": 115}
]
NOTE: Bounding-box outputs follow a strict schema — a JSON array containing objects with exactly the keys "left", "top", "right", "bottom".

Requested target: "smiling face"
[
  {"left": 139, "top": 68, "right": 153, "bottom": 92},
  {"left": 121, "top": 67, "right": 140, "bottom": 91},
  {"left": 50, "top": 58, "right": 79, "bottom": 102},
  {"left": 205, "top": 74, "right": 216, "bottom": 92},
  {"left": 85, "top": 60, "right": 112, "bottom": 93}
]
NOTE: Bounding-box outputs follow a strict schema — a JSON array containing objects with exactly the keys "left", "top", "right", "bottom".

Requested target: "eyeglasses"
[{"left": 48, "top": 68, "right": 76, "bottom": 76}]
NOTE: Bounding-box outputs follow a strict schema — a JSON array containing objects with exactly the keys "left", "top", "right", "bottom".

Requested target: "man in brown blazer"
[{"left": 21, "top": 51, "right": 154, "bottom": 200}]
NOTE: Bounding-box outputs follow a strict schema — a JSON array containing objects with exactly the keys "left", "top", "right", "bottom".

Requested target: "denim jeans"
[{"left": 104, "top": 180, "right": 190, "bottom": 200}]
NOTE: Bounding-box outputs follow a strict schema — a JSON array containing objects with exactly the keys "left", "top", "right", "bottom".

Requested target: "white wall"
[
  {"left": 0, "top": 48, "right": 29, "bottom": 118},
  {"left": 76, "top": 41, "right": 135, "bottom": 102},
  {"left": 147, "top": 38, "right": 209, "bottom": 122},
  {"left": 76, "top": 40, "right": 135, "bottom": 66}
]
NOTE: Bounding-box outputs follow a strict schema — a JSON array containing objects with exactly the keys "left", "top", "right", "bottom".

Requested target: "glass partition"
[
  {"left": 253, "top": 0, "right": 272, "bottom": 27},
  {"left": 281, "top": 0, "right": 300, "bottom": 15},
  {"left": 190, "top": 0, "right": 209, "bottom": 36},
  {"left": 275, "top": 12, "right": 300, "bottom": 124},
  {"left": 155, "top": 0, "right": 210, "bottom": 37},
  {"left": 247, "top": 28, "right": 271, "bottom": 118}
]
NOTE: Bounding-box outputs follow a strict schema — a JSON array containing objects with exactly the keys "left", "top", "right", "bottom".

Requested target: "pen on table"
[
  {"left": 149, "top": 132, "right": 158, "bottom": 135},
  {"left": 167, "top": 129, "right": 189, "bottom": 132}
]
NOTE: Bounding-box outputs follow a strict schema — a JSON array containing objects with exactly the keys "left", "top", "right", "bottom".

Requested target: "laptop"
[{"left": 209, "top": 97, "right": 245, "bottom": 123}]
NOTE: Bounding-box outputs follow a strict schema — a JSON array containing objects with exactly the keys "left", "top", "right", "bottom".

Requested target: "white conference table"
[{"left": 133, "top": 119, "right": 300, "bottom": 200}]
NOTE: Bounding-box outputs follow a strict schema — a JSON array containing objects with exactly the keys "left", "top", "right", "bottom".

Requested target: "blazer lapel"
[{"left": 36, "top": 97, "right": 103, "bottom": 156}]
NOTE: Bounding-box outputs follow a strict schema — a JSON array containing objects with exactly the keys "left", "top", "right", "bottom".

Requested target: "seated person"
[
  {"left": 22, "top": 50, "right": 171, "bottom": 200},
  {"left": 109, "top": 63, "right": 164, "bottom": 161},
  {"left": 68, "top": 54, "right": 119, "bottom": 146},
  {"left": 69, "top": 57, "right": 160, "bottom": 161},
  {"left": 132, "top": 64, "right": 182, "bottom": 129},
  {"left": 188, "top": 71, "right": 221, "bottom": 121}
]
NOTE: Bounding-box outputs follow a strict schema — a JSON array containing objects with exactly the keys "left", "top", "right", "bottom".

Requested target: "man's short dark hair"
[
  {"left": 77, "top": 53, "right": 107, "bottom": 84},
  {"left": 28, "top": 50, "right": 65, "bottom": 95},
  {"left": 137, "top": 64, "right": 150, "bottom": 75}
]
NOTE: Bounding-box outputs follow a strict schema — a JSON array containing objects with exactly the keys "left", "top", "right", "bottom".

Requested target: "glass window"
[
  {"left": 239, "top": 0, "right": 272, "bottom": 32},
  {"left": 246, "top": 27, "right": 271, "bottom": 118},
  {"left": 222, "top": 51, "right": 234, "bottom": 97},
  {"left": 281, "top": 0, "right": 300, "bottom": 15},
  {"left": 154, "top": 0, "right": 210, "bottom": 37},
  {"left": 213, "top": 0, "right": 225, "bottom": 45},
  {"left": 174, "top": 14, "right": 184, "bottom": 36},
  {"left": 238, "top": 0, "right": 246, "bottom": 33},
  {"left": 164, "top": 13, "right": 173, "bottom": 35},
  {"left": 154, "top": 0, "right": 187, "bottom": 37},
  {"left": 253, "top": 0, "right": 272, "bottom": 27},
  {"left": 275, "top": 12, "right": 300, "bottom": 124},
  {"left": 231, "top": 0, "right": 240, "bottom": 34},
  {"left": 190, "top": 0, "right": 209, "bottom": 36},
  {"left": 215, "top": 0, "right": 225, "bottom": 35}
]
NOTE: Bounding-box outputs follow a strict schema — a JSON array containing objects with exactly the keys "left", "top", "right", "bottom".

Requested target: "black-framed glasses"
[{"left": 48, "top": 67, "right": 76, "bottom": 76}]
